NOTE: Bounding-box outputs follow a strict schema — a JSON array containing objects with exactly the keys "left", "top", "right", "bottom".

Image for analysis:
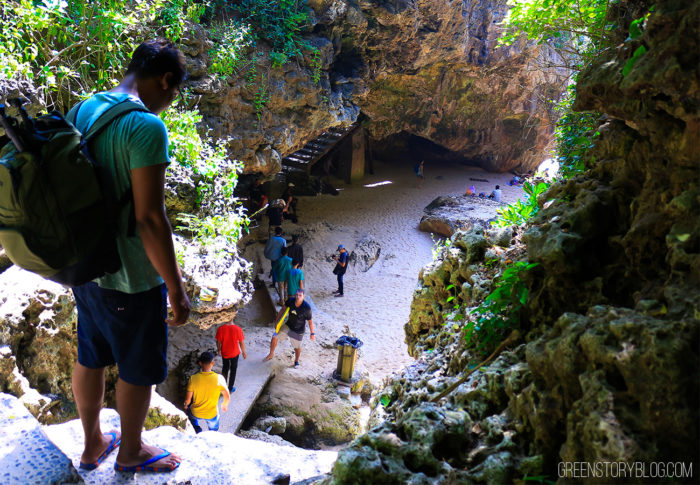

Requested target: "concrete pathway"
[{"left": 218, "top": 349, "right": 274, "bottom": 433}]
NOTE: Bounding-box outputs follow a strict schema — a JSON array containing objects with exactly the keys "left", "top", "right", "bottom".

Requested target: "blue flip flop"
[
  {"left": 114, "top": 450, "right": 179, "bottom": 473},
  {"left": 79, "top": 431, "right": 121, "bottom": 470}
]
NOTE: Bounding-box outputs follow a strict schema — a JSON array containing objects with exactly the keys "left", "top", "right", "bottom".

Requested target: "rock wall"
[
  {"left": 325, "top": 0, "right": 700, "bottom": 482},
  {"left": 185, "top": 0, "right": 567, "bottom": 176}
]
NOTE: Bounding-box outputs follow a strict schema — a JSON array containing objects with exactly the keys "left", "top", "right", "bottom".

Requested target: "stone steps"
[{"left": 0, "top": 393, "right": 337, "bottom": 485}]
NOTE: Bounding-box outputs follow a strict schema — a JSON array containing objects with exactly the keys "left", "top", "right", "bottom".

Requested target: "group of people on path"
[
  {"left": 260, "top": 225, "right": 349, "bottom": 368},
  {"left": 183, "top": 316, "right": 247, "bottom": 433}
]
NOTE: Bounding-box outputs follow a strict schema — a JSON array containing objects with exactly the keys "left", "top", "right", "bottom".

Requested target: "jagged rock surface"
[
  {"left": 418, "top": 195, "right": 501, "bottom": 237},
  {"left": 326, "top": 0, "right": 700, "bottom": 482}
]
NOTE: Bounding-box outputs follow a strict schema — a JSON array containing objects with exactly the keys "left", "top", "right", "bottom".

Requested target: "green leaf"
[{"left": 622, "top": 45, "right": 647, "bottom": 76}]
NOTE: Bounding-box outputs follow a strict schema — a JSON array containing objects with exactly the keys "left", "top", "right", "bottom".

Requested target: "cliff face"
[
  {"left": 191, "top": 0, "right": 567, "bottom": 176},
  {"left": 327, "top": 0, "right": 699, "bottom": 482}
]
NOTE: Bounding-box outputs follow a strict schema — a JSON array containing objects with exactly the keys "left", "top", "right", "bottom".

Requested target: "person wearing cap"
[
  {"left": 263, "top": 289, "right": 315, "bottom": 367},
  {"left": 282, "top": 182, "right": 298, "bottom": 221},
  {"left": 332, "top": 244, "right": 348, "bottom": 297},
  {"left": 183, "top": 351, "right": 230, "bottom": 433}
]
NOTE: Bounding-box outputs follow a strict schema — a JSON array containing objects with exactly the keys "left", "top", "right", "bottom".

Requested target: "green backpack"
[{"left": 0, "top": 98, "right": 148, "bottom": 286}]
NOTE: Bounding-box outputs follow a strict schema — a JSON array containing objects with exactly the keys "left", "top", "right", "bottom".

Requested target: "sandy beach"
[{"left": 238, "top": 158, "right": 525, "bottom": 386}]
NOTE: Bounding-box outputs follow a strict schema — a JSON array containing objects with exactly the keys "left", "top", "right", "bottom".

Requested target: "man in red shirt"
[{"left": 215, "top": 319, "right": 247, "bottom": 392}]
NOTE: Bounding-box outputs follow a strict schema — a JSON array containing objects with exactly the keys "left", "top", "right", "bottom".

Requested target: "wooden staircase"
[{"left": 281, "top": 123, "right": 358, "bottom": 173}]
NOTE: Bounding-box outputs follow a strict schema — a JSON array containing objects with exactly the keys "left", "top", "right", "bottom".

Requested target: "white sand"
[{"left": 240, "top": 159, "right": 525, "bottom": 386}]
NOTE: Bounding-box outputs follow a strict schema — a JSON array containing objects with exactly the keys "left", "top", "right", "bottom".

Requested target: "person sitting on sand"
[
  {"left": 464, "top": 185, "right": 476, "bottom": 196},
  {"left": 488, "top": 185, "right": 502, "bottom": 202}
]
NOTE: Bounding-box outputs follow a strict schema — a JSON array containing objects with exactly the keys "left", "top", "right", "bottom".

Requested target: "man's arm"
[
  {"left": 216, "top": 340, "right": 222, "bottom": 355},
  {"left": 239, "top": 341, "right": 247, "bottom": 359},
  {"left": 308, "top": 318, "right": 315, "bottom": 341},
  {"left": 221, "top": 387, "right": 230, "bottom": 412},
  {"left": 274, "top": 305, "right": 287, "bottom": 324},
  {"left": 131, "top": 164, "right": 190, "bottom": 326},
  {"left": 183, "top": 390, "right": 193, "bottom": 410}
]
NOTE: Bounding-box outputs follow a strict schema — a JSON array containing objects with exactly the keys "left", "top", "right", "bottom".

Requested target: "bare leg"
[
  {"left": 264, "top": 336, "right": 279, "bottom": 361},
  {"left": 294, "top": 348, "right": 301, "bottom": 364},
  {"left": 73, "top": 363, "right": 119, "bottom": 464},
  {"left": 114, "top": 379, "right": 180, "bottom": 469}
]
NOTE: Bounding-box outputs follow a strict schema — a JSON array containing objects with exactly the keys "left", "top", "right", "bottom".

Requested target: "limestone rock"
[
  {"left": 145, "top": 390, "right": 193, "bottom": 433},
  {"left": 419, "top": 196, "right": 499, "bottom": 237},
  {"left": 0, "top": 267, "right": 76, "bottom": 409},
  {"left": 349, "top": 235, "right": 381, "bottom": 272},
  {"left": 252, "top": 416, "right": 287, "bottom": 435},
  {"left": 257, "top": 374, "right": 363, "bottom": 448},
  {"left": 44, "top": 407, "right": 339, "bottom": 484},
  {"left": 0, "top": 246, "right": 11, "bottom": 275},
  {"left": 0, "top": 393, "right": 80, "bottom": 484}
]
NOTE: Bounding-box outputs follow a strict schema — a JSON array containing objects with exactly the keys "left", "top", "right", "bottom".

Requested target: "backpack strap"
[
  {"left": 82, "top": 99, "right": 150, "bottom": 144},
  {"left": 78, "top": 99, "right": 152, "bottom": 238}
]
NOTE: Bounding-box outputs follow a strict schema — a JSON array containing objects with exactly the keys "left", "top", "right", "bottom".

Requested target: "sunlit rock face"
[{"left": 187, "top": 0, "right": 567, "bottom": 176}]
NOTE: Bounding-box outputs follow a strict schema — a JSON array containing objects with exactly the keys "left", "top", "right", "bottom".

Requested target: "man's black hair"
[
  {"left": 199, "top": 351, "right": 214, "bottom": 364},
  {"left": 292, "top": 258, "right": 299, "bottom": 267},
  {"left": 275, "top": 227, "right": 283, "bottom": 235},
  {"left": 291, "top": 234, "right": 299, "bottom": 243},
  {"left": 281, "top": 246, "right": 288, "bottom": 255},
  {"left": 127, "top": 38, "right": 186, "bottom": 88}
]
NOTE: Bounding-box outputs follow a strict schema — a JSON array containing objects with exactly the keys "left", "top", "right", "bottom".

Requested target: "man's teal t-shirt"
[
  {"left": 68, "top": 92, "right": 170, "bottom": 294},
  {"left": 287, "top": 268, "right": 304, "bottom": 296}
]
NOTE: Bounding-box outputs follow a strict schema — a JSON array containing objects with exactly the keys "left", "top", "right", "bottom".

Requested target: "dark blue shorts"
[{"left": 73, "top": 282, "right": 168, "bottom": 386}]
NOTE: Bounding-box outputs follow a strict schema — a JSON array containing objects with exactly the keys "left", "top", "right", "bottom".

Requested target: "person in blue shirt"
[
  {"left": 332, "top": 244, "right": 348, "bottom": 297},
  {"left": 263, "top": 226, "right": 286, "bottom": 287},
  {"left": 286, "top": 259, "right": 304, "bottom": 298},
  {"left": 273, "top": 246, "right": 293, "bottom": 304}
]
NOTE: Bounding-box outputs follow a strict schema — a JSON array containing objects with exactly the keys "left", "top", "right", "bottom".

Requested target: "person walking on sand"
[
  {"left": 414, "top": 160, "right": 424, "bottom": 188},
  {"left": 183, "top": 352, "right": 230, "bottom": 433},
  {"left": 263, "top": 289, "right": 315, "bottom": 367},
  {"left": 69, "top": 39, "right": 189, "bottom": 474},
  {"left": 332, "top": 244, "right": 348, "bottom": 297},
  {"left": 215, "top": 318, "right": 247, "bottom": 392}
]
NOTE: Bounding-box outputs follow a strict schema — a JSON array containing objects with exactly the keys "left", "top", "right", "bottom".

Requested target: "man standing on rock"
[
  {"left": 70, "top": 39, "right": 189, "bottom": 473},
  {"left": 264, "top": 289, "right": 315, "bottom": 367},
  {"left": 184, "top": 351, "right": 230, "bottom": 433}
]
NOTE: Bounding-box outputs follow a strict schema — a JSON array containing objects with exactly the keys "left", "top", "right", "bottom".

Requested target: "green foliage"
[
  {"left": 493, "top": 181, "right": 549, "bottom": 227},
  {"left": 156, "top": 0, "right": 204, "bottom": 42},
  {"left": 208, "top": 21, "right": 252, "bottom": 78},
  {"left": 622, "top": 45, "right": 647, "bottom": 76},
  {"left": 431, "top": 234, "right": 452, "bottom": 259},
  {"left": 553, "top": 85, "right": 600, "bottom": 179},
  {"left": 468, "top": 261, "right": 539, "bottom": 355},
  {"left": 161, "top": 105, "right": 250, "bottom": 247},
  {"left": 499, "top": 0, "right": 610, "bottom": 64},
  {"left": 234, "top": 0, "right": 311, "bottom": 58},
  {"left": 0, "top": 0, "right": 151, "bottom": 109},
  {"left": 523, "top": 475, "right": 556, "bottom": 485}
]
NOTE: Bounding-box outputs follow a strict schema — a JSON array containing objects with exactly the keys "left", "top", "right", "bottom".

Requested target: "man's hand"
[
  {"left": 222, "top": 404, "right": 228, "bottom": 413},
  {"left": 166, "top": 286, "right": 190, "bottom": 326},
  {"left": 242, "top": 352, "right": 247, "bottom": 359},
  {"left": 310, "top": 334, "right": 316, "bottom": 341}
]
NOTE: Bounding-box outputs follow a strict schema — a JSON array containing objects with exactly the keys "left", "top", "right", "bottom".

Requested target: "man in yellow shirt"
[{"left": 183, "top": 351, "right": 230, "bottom": 433}]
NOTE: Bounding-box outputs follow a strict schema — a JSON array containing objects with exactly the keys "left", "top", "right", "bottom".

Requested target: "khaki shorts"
[{"left": 276, "top": 325, "right": 302, "bottom": 349}]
